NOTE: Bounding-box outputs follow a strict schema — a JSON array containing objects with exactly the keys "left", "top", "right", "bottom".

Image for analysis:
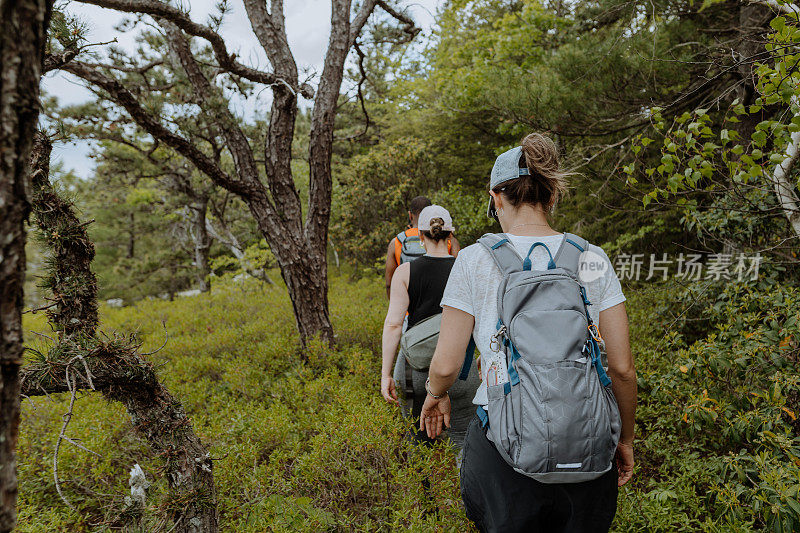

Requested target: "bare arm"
[
  {"left": 380, "top": 263, "right": 410, "bottom": 403},
  {"left": 599, "top": 301, "right": 636, "bottom": 486},
  {"left": 450, "top": 236, "right": 461, "bottom": 257},
  {"left": 384, "top": 239, "right": 398, "bottom": 299},
  {"left": 419, "top": 306, "right": 475, "bottom": 438}
]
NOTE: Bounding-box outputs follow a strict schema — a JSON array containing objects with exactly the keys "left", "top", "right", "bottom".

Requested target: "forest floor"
[{"left": 15, "top": 274, "right": 772, "bottom": 531}]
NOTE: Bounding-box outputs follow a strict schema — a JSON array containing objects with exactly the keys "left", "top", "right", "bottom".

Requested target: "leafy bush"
[
  {"left": 331, "top": 137, "right": 444, "bottom": 267},
  {"left": 622, "top": 278, "right": 800, "bottom": 532},
  {"left": 17, "top": 273, "right": 799, "bottom": 531},
  {"left": 17, "top": 274, "right": 471, "bottom": 531}
]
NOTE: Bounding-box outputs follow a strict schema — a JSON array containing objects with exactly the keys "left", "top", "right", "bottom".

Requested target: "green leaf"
[
  {"left": 668, "top": 174, "right": 682, "bottom": 192},
  {"left": 752, "top": 130, "right": 768, "bottom": 146},
  {"left": 771, "top": 16, "right": 786, "bottom": 33}
]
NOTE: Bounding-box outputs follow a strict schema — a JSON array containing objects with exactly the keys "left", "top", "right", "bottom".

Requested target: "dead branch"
[
  {"left": 376, "top": 0, "right": 421, "bottom": 43},
  {"left": 73, "top": 0, "right": 312, "bottom": 96}
]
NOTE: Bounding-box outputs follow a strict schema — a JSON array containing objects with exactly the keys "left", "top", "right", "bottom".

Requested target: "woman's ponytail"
[
  {"left": 494, "top": 133, "right": 570, "bottom": 211},
  {"left": 422, "top": 217, "right": 450, "bottom": 242}
]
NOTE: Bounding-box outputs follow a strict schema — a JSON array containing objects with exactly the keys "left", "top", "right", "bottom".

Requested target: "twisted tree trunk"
[
  {"left": 25, "top": 133, "right": 218, "bottom": 532},
  {"left": 29, "top": 132, "right": 99, "bottom": 336},
  {"left": 19, "top": 336, "right": 218, "bottom": 532},
  {"left": 0, "top": 0, "right": 51, "bottom": 529},
  {"left": 54, "top": 0, "right": 418, "bottom": 347}
]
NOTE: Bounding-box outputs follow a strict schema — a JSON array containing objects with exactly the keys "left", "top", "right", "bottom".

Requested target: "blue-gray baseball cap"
[
  {"left": 490, "top": 146, "right": 530, "bottom": 189},
  {"left": 486, "top": 146, "right": 530, "bottom": 219}
]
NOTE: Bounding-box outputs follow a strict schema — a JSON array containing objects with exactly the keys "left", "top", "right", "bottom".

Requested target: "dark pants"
[{"left": 460, "top": 417, "right": 618, "bottom": 533}]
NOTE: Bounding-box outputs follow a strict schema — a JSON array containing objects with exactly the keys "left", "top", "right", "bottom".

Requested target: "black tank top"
[{"left": 407, "top": 255, "right": 456, "bottom": 329}]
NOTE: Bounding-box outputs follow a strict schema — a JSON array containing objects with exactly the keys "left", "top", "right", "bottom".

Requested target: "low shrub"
[{"left": 16, "top": 273, "right": 799, "bottom": 531}]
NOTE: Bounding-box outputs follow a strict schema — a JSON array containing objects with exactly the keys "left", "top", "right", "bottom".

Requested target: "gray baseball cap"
[
  {"left": 487, "top": 146, "right": 530, "bottom": 219},
  {"left": 490, "top": 146, "right": 530, "bottom": 189},
  {"left": 418, "top": 205, "right": 455, "bottom": 231}
]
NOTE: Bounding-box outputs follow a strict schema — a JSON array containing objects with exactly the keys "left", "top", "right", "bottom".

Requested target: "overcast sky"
[{"left": 43, "top": 0, "right": 442, "bottom": 177}]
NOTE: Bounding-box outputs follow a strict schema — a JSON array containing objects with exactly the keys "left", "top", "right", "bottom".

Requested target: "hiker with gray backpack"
[
  {"left": 381, "top": 205, "right": 480, "bottom": 447},
  {"left": 384, "top": 196, "right": 461, "bottom": 299},
  {"left": 419, "top": 133, "right": 637, "bottom": 532}
]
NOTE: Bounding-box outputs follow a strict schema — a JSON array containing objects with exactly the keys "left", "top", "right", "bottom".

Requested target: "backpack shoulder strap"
[
  {"left": 553, "top": 233, "right": 588, "bottom": 275},
  {"left": 477, "top": 233, "right": 522, "bottom": 276},
  {"left": 394, "top": 233, "right": 404, "bottom": 264}
]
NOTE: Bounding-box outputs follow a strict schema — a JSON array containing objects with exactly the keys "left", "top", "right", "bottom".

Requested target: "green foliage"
[
  {"left": 429, "top": 182, "right": 497, "bottom": 245},
  {"left": 331, "top": 137, "right": 443, "bottom": 265},
  {"left": 17, "top": 272, "right": 799, "bottom": 531},
  {"left": 209, "top": 239, "right": 275, "bottom": 279},
  {"left": 672, "top": 284, "right": 800, "bottom": 531},
  {"left": 618, "top": 276, "right": 800, "bottom": 532},
  {"left": 330, "top": 0, "right": 729, "bottom": 260},
  {"left": 624, "top": 11, "right": 800, "bottom": 261},
  {"left": 17, "top": 275, "right": 471, "bottom": 531},
  {"left": 26, "top": 1, "right": 800, "bottom": 529}
]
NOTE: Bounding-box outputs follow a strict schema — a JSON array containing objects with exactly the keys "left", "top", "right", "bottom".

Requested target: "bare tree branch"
[
  {"left": 160, "top": 23, "right": 263, "bottom": 188},
  {"left": 43, "top": 49, "right": 79, "bottom": 73},
  {"left": 61, "top": 60, "right": 253, "bottom": 197},
  {"left": 350, "top": 0, "right": 378, "bottom": 46},
  {"left": 769, "top": 98, "right": 800, "bottom": 236},
  {"left": 74, "top": 0, "right": 314, "bottom": 96},
  {"left": 376, "top": 0, "right": 421, "bottom": 43}
]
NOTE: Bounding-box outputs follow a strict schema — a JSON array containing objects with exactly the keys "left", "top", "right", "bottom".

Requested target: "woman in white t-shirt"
[{"left": 419, "top": 133, "right": 637, "bottom": 532}]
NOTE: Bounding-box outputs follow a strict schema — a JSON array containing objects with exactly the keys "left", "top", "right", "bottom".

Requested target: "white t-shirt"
[{"left": 440, "top": 233, "right": 626, "bottom": 407}]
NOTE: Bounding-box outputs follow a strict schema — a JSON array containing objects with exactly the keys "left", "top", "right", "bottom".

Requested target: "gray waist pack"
[
  {"left": 400, "top": 313, "right": 441, "bottom": 371},
  {"left": 467, "top": 232, "right": 621, "bottom": 484}
]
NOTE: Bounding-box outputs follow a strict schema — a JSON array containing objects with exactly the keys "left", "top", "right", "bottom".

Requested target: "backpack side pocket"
[{"left": 485, "top": 380, "right": 522, "bottom": 467}]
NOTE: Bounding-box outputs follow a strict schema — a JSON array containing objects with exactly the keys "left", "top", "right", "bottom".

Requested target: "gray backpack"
[
  {"left": 460, "top": 232, "right": 621, "bottom": 483},
  {"left": 397, "top": 230, "right": 426, "bottom": 264}
]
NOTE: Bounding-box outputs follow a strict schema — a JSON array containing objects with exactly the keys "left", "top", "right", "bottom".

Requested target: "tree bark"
[
  {"left": 60, "top": 0, "right": 415, "bottom": 347},
  {"left": 277, "top": 249, "right": 333, "bottom": 349},
  {"left": 29, "top": 132, "right": 99, "bottom": 336},
  {"left": 127, "top": 212, "right": 135, "bottom": 259},
  {"left": 769, "top": 99, "right": 800, "bottom": 237},
  {"left": 20, "top": 337, "right": 219, "bottom": 532},
  {"left": 0, "top": 0, "right": 51, "bottom": 529}
]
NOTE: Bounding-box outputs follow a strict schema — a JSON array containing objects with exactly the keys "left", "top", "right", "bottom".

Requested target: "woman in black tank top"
[
  {"left": 380, "top": 206, "right": 480, "bottom": 448},
  {"left": 406, "top": 255, "right": 455, "bottom": 329}
]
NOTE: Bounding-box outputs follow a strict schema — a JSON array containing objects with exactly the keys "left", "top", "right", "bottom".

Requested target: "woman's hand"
[
  {"left": 381, "top": 376, "right": 398, "bottom": 404},
  {"left": 615, "top": 441, "right": 634, "bottom": 487},
  {"left": 419, "top": 394, "right": 451, "bottom": 439}
]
